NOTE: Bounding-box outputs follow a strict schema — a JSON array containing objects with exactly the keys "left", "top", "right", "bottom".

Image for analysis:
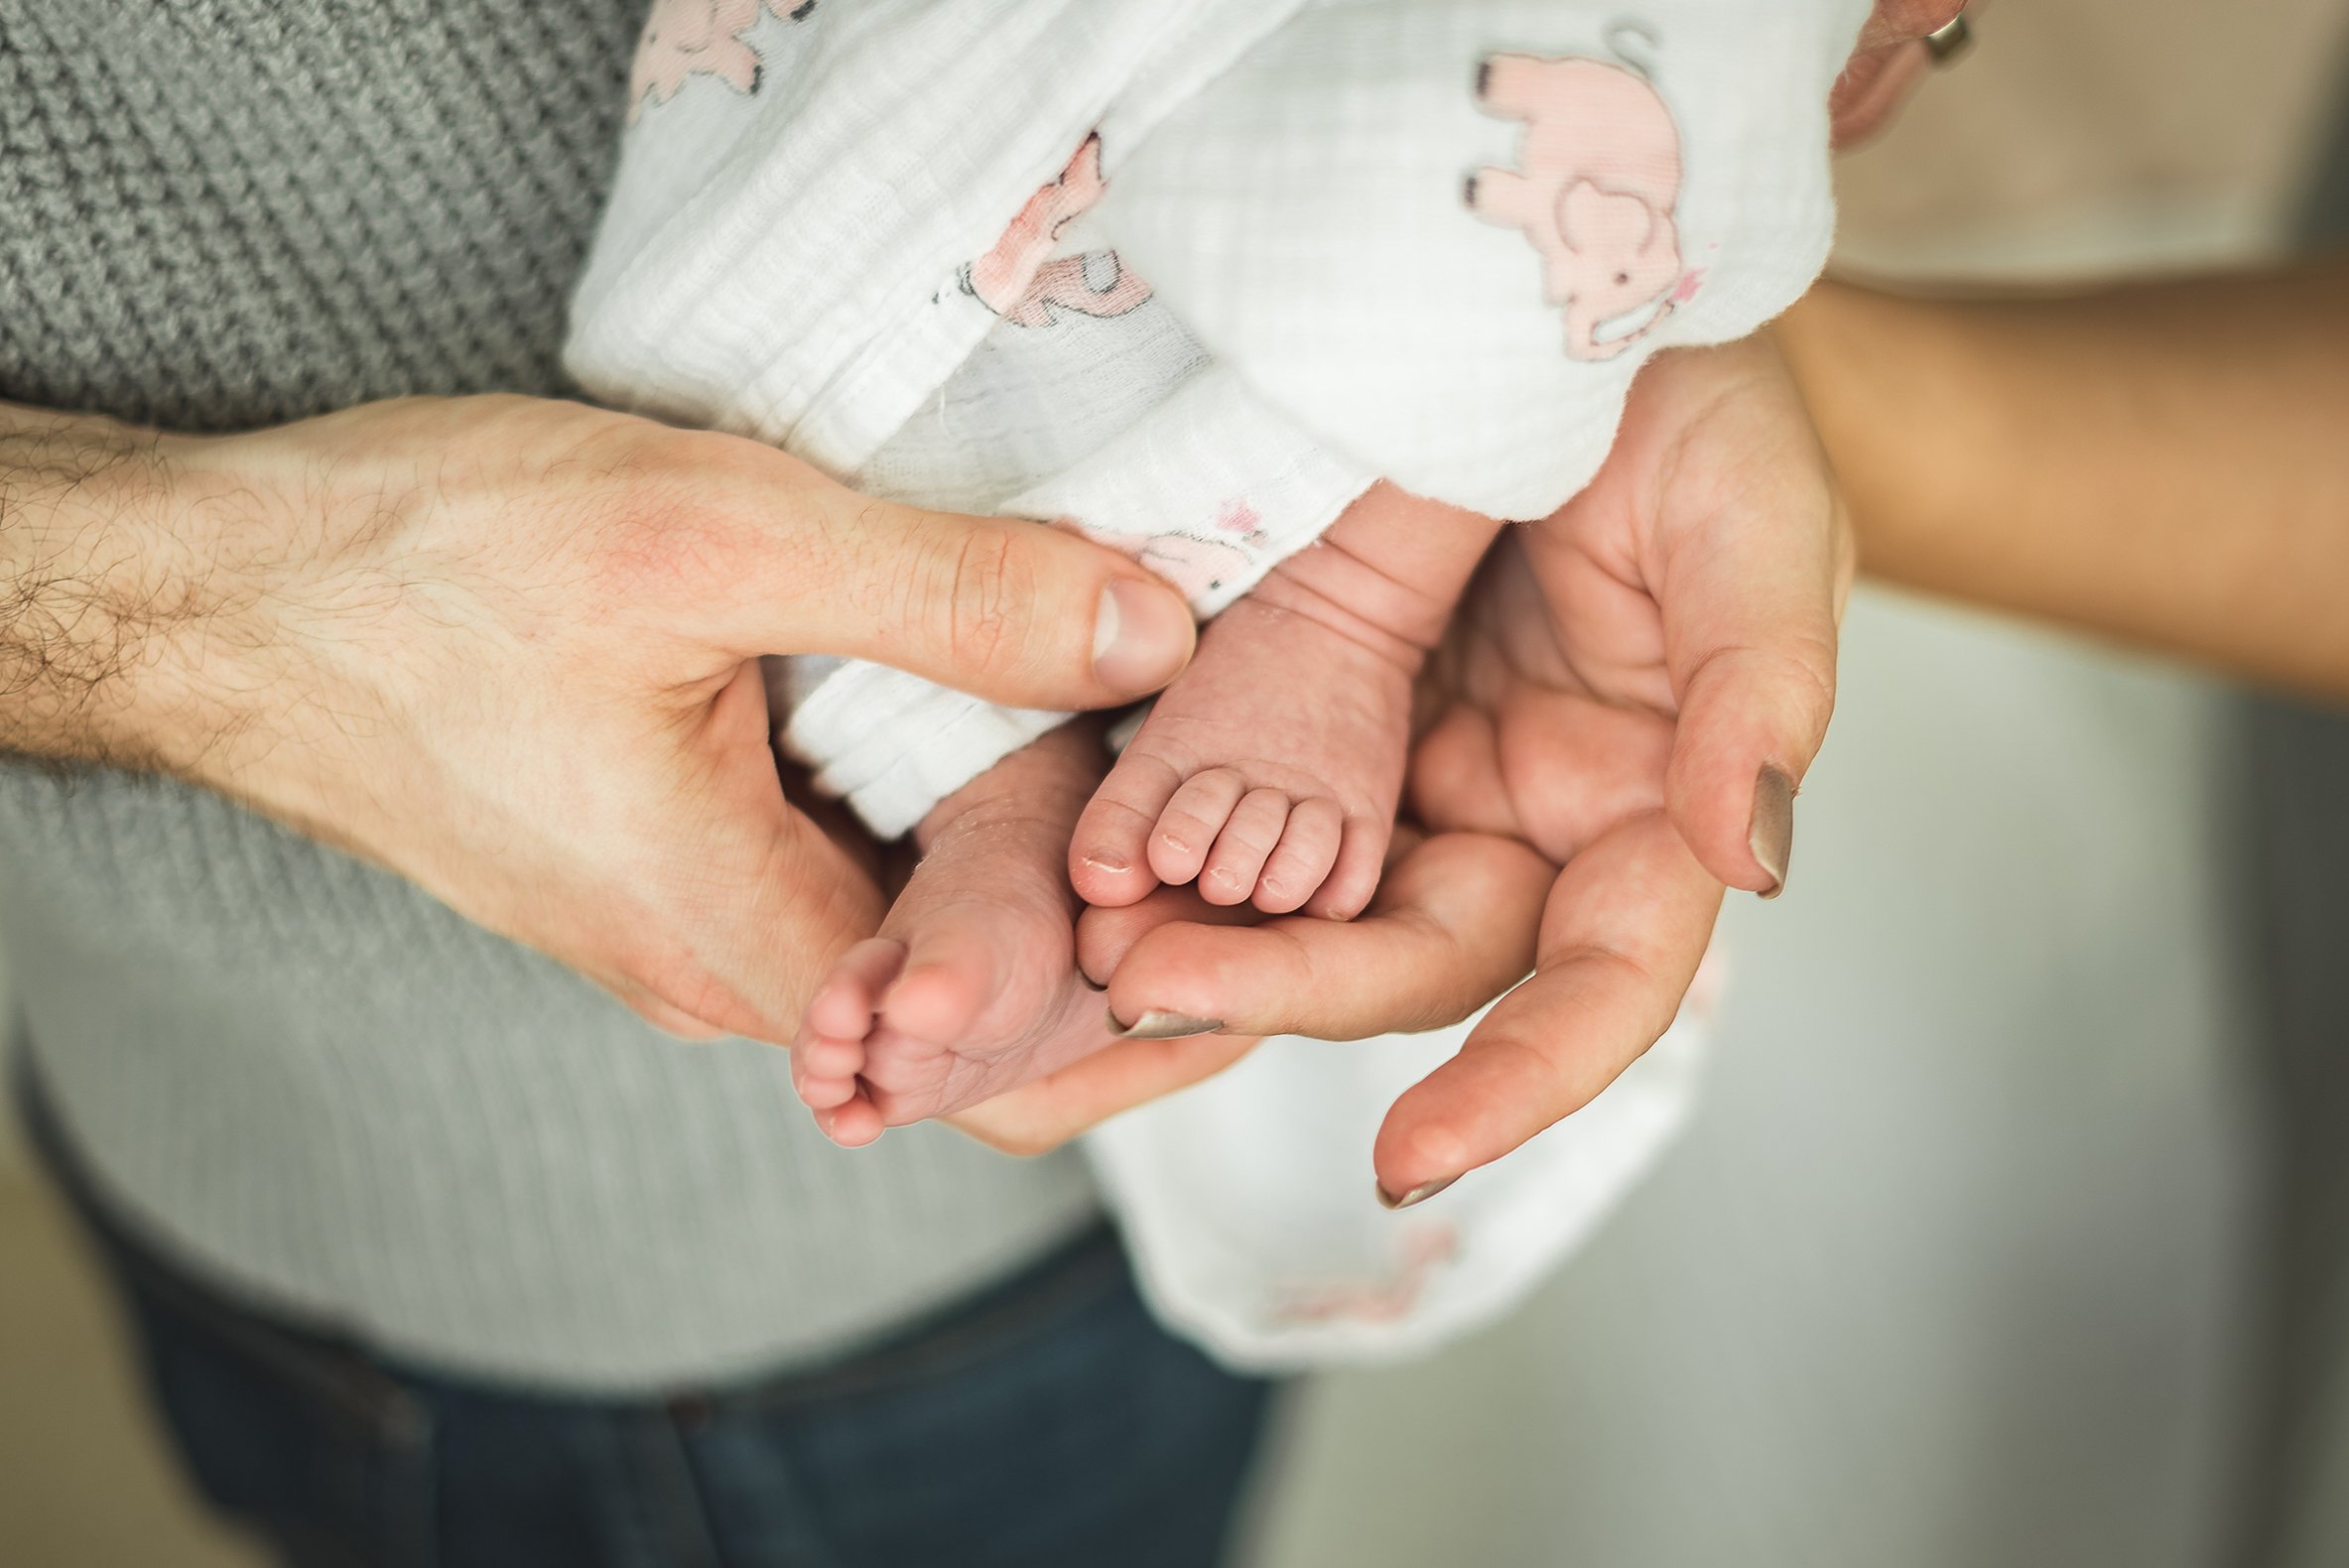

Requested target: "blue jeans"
[{"left": 25, "top": 1069, "right": 1273, "bottom": 1568}]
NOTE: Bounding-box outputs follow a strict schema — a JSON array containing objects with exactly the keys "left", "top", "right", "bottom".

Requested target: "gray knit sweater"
[{"left": 0, "top": 0, "right": 1099, "bottom": 1391}]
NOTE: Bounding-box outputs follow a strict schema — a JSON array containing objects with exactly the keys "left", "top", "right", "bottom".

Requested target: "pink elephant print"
[
  {"left": 1465, "top": 54, "right": 1689, "bottom": 361},
  {"left": 1054, "top": 501, "right": 1269, "bottom": 604},
  {"left": 628, "top": 0, "right": 809, "bottom": 122},
  {"left": 998, "top": 253, "right": 1153, "bottom": 328},
  {"left": 965, "top": 135, "right": 1157, "bottom": 327},
  {"left": 1279, "top": 1226, "right": 1462, "bottom": 1326}
]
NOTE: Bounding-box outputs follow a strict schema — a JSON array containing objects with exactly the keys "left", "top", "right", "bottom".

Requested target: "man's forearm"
[
  {"left": 0, "top": 394, "right": 291, "bottom": 779},
  {"left": 1777, "top": 267, "right": 2349, "bottom": 698},
  {"left": 1, "top": 405, "right": 185, "bottom": 765}
]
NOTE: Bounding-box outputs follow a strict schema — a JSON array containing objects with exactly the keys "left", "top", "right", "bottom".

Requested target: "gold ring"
[{"left": 1923, "top": 10, "right": 1974, "bottom": 66}]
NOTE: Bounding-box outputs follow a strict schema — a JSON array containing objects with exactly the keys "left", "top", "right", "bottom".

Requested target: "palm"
[
  {"left": 960, "top": 336, "right": 1848, "bottom": 1202},
  {"left": 1425, "top": 337, "right": 1849, "bottom": 867}
]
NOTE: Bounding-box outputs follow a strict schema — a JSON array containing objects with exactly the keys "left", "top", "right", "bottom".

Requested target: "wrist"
[
  {"left": 0, "top": 406, "right": 314, "bottom": 794},
  {"left": 1, "top": 409, "right": 185, "bottom": 767}
]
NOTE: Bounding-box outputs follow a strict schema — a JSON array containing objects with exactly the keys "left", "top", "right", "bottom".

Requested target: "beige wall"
[{"left": 1836, "top": 0, "right": 2349, "bottom": 276}]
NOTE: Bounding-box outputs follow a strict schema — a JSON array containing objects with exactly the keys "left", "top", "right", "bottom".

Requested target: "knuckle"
[
  {"left": 587, "top": 430, "right": 793, "bottom": 602},
  {"left": 1689, "top": 640, "right": 1838, "bottom": 733},
  {"left": 926, "top": 527, "right": 1038, "bottom": 676}
]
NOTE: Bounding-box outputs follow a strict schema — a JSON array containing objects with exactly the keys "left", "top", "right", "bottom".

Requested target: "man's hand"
[{"left": 0, "top": 395, "right": 1197, "bottom": 1041}]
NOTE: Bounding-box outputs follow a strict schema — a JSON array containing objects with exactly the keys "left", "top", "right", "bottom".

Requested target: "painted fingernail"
[
  {"left": 1749, "top": 764, "right": 1795, "bottom": 899},
  {"left": 1107, "top": 1008, "right": 1224, "bottom": 1040},
  {"left": 1093, "top": 580, "right": 1194, "bottom": 697},
  {"left": 1376, "top": 1174, "right": 1459, "bottom": 1211}
]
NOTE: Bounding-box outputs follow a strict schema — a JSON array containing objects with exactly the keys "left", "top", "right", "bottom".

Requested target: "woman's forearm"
[{"left": 1777, "top": 266, "right": 2349, "bottom": 698}]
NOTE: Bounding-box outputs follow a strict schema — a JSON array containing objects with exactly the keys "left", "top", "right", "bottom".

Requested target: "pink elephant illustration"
[
  {"left": 965, "top": 135, "right": 1157, "bottom": 327},
  {"left": 998, "top": 252, "right": 1153, "bottom": 328},
  {"left": 1466, "top": 54, "right": 1687, "bottom": 361},
  {"left": 628, "top": 0, "right": 806, "bottom": 122},
  {"left": 1279, "top": 1226, "right": 1461, "bottom": 1326},
  {"left": 1053, "top": 501, "right": 1268, "bottom": 604}
]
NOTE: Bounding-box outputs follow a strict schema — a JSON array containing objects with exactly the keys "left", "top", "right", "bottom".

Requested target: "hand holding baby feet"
[
  {"left": 792, "top": 724, "right": 1123, "bottom": 1145},
  {"left": 1070, "top": 483, "right": 1501, "bottom": 920}
]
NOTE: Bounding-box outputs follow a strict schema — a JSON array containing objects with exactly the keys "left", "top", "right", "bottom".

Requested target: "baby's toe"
[
  {"left": 1070, "top": 820, "right": 1155, "bottom": 907},
  {"left": 790, "top": 1032, "right": 866, "bottom": 1111},
  {"left": 807, "top": 939, "right": 904, "bottom": 1039},
  {"left": 880, "top": 938, "right": 997, "bottom": 1048},
  {"left": 1304, "top": 814, "right": 1391, "bottom": 921},
  {"left": 795, "top": 1070, "right": 861, "bottom": 1111},
  {"left": 795, "top": 1034, "right": 864, "bottom": 1080},
  {"left": 1254, "top": 796, "right": 1345, "bottom": 914},
  {"left": 1149, "top": 767, "right": 1248, "bottom": 887},
  {"left": 1200, "top": 788, "right": 1291, "bottom": 906},
  {"left": 816, "top": 1095, "right": 886, "bottom": 1148},
  {"left": 1071, "top": 758, "right": 1178, "bottom": 907}
]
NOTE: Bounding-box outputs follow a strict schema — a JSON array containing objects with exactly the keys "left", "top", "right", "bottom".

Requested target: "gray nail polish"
[
  {"left": 1106, "top": 1008, "right": 1225, "bottom": 1041},
  {"left": 1377, "top": 1174, "right": 1459, "bottom": 1211},
  {"left": 1749, "top": 765, "right": 1795, "bottom": 899}
]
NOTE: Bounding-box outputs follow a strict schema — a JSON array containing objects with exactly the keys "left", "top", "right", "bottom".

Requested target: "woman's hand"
[
  {"left": 1385, "top": 333, "right": 1851, "bottom": 1197},
  {"left": 946, "top": 825, "right": 1557, "bottom": 1156},
  {"left": 1831, "top": 0, "right": 1968, "bottom": 147},
  {"left": 952, "top": 335, "right": 1849, "bottom": 1200},
  {"left": 0, "top": 394, "right": 1197, "bottom": 1042}
]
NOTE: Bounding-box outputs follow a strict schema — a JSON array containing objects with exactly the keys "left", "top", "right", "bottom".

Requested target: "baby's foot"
[
  {"left": 1071, "top": 483, "right": 1494, "bottom": 920},
  {"left": 1070, "top": 484, "right": 1500, "bottom": 919},
  {"left": 792, "top": 725, "right": 1120, "bottom": 1145},
  {"left": 1068, "top": 590, "right": 1408, "bottom": 919}
]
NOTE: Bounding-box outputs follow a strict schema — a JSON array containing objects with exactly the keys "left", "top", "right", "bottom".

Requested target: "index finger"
[
  {"left": 1083, "top": 830, "right": 1555, "bottom": 1044},
  {"left": 945, "top": 1031, "right": 1262, "bottom": 1157},
  {"left": 1370, "top": 809, "right": 1722, "bottom": 1204}
]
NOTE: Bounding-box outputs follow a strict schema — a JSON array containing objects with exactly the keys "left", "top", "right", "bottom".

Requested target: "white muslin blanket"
[{"left": 569, "top": 0, "right": 1856, "bottom": 1368}]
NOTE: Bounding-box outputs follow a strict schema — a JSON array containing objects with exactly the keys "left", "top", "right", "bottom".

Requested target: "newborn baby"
[{"left": 569, "top": 0, "right": 1864, "bottom": 1143}]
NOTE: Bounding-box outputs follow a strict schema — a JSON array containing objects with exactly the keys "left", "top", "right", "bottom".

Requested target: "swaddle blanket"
[
  {"left": 568, "top": 0, "right": 1860, "bottom": 1366},
  {"left": 571, "top": 0, "right": 1865, "bottom": 837}
]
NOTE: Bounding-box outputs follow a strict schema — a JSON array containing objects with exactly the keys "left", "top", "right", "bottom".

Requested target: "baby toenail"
[{"left": 1083, "top": 851, "right": 1130, "bottom": 873}]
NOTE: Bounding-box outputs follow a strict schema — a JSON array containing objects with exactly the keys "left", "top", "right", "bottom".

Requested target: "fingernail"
[
  {"left": 1093, "top": 580, "right": 1193, "bottom": 697},
  {"left": 1106, "top": 1008, "right": 1223, "bottom": 1040},
  {"left": 1376, "top": 1174, "right": 1459, "bottom": 1211},
  {"left": 1749, "top": 765, "right": 1795, "bottom": 899}
]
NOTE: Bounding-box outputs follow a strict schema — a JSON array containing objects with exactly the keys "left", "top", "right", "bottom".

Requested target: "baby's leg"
[
  {"left": 793, "top": 723, "right": 1119, "bottom": 1143},
  {"left": 1071, "top": 483, "right": 1501, "bottom": 919}
]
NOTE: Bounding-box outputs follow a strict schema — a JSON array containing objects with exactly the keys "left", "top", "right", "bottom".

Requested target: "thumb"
[
  {"left": 711, "top": 463, "right": 1198, "bottom": 712},
  {"left": 1607, "top": 338, "right": 1847, "bottom": 897}
]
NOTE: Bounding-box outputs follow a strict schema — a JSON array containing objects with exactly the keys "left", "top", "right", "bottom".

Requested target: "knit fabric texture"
[{"left": 0, "top": 0, "right": 1100, "bottom": 1392}]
